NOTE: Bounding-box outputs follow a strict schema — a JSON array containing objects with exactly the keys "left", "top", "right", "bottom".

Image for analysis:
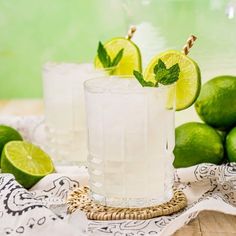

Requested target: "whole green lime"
[
  {"left": 226, "top": 127, "right": 236, "bottom": 162},
  {"left": 173, "top": 122, "right": 224, "bottom": 168},
  {"left": 195, "top": 75, "right": 236, "bottom": 130},
  {"left": 0, "top": 125, "right": 23, "bottom": 166}
]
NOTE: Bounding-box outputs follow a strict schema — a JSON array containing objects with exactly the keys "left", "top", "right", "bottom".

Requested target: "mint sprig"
[
  {"left": 97, "top": 41, "right": 124, "bottom": 68},
  {"left": 133, "top": 71, "right": 156, "bottom": 87},
  {"left": 154, "top": 59, "right": 180, "bottom": 85},
  {"left": 133, "top": 59, "right": 180, "bottom": 87}
]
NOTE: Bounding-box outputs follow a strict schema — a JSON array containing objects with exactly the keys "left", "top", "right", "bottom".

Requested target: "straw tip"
[
  {"left": 130, "top": 25, "right": 137, "bottom": 32},
  {"left": 126, "top": 25, "right": 137, "bottom": 40}
]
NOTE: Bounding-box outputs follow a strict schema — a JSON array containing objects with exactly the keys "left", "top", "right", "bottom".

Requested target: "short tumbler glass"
[
  {"left": 84, "top": 76, "right": 175, "bottom": 207},
  {"left": 42, "top": 63, "right": 104, "bottom": 165}
]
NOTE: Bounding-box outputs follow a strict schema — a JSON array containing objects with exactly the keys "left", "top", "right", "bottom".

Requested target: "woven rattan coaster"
[{"left": 67, "top": 186, "right": 187, "bottom": 220}]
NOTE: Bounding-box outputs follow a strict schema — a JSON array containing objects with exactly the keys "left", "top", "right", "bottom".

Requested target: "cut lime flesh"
[
  {"left": 0, "top": 125, "right": 23, "bottom": 167},
  {"left": 144, "top": 50, "right": 201, "bottom": 111},
  {"left": 94, "top": 37, "right": 142, "bottom": 75},
  {"left": 1, "top": 141, "right": 54, "bottom": 188}
]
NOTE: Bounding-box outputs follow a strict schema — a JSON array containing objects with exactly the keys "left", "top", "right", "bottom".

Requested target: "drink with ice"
[
  {"left": 85, "top": 34, "right": 200, "bottom": 208},
  {"left": 43, "top": 63, "right": 104, "bottom": 165},
  {"left": 85, "top": 76, "right": 175, "bottom": 207}
]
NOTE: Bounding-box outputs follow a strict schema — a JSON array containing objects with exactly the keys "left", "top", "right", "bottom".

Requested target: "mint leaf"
[
  {"left": 154, "top": 59, "right": 166, "bottom": 73},
  {"left": 97, "top": 42, "right": 124, "bottom": 69},
  {"left": 97, "top": 41, "right": 111, "bottom": 68},
  {"left": 133, "top": 70, "right": 155, "bottom": 87},
  {"left": 169, "top": 63, "right": 180, "bottom": 75},
  {"left": 134, "top": 59, "right": 180, "bottom": 88},
  {"left": 111, "top": 48, "right": 124, "bottom": 67},
  {"left": 154, "top": 59, "right": 180, "bottom": 85}
]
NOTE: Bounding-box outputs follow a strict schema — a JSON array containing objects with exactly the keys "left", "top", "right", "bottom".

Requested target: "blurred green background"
[{"left": 1, "top": 0, "right": 236, "bottom": 98}]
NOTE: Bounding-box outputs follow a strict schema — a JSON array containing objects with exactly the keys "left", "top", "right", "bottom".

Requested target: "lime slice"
[
  {"left": 144, "top": 50, "right": 201, "bottom": 111},
  {"left": 1, "top": 141, "right": 54, "bottom": 188},
  {"left": 94, "top": 37, "right": 142, "bottom": 75}
]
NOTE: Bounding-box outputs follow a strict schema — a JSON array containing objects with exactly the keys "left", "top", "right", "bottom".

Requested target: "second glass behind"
[
  {"left": 42, "top": 63, "right": 109, "bottom": 165},
  {"left": 85, "top": 75, "right": 175, "bottom": 208}
]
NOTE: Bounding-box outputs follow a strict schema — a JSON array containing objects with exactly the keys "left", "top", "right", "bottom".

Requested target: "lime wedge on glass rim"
[
  {"left": 94, "top": 37, "right": 142, "bottom": 75},
  {"left": 1, "top": 141, "right": 54, "bottom": 189},
  {"left": 144, "top": 50, "right": 201, "bottom": 111}
]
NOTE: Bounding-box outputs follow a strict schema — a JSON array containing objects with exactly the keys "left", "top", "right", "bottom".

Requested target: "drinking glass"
[
  {"left": 84, "top": 76, "right": 175, "bottom": 207},
  {"left": 42, "top": 63, "right": 104, "bottom": 165}
]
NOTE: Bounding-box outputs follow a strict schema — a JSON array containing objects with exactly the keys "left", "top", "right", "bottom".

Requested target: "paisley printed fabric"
[
  {"left": 0, "top": 116, "right": 235, "bottom": 236},
  {"left": 0, "top": 174, "right": 79, "bottom": 236},
  {"left": 87, "top": 163, "right": 236, "bottom": 236}
]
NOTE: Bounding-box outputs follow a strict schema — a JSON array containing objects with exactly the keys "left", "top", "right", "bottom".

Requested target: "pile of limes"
[
  {"left": 0, "top": 125, "right": 54, "bottom": 188},
  {"left": 174, "top": 75, "right": 236, "bottom": 168}
]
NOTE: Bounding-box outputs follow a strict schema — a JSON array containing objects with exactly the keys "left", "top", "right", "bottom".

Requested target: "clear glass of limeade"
[
  {"left": 84, "top": 75, "right": 175, "bottom": 207},
  {"left": 41, "top": 63, "right": 112, "bottom": 166}
]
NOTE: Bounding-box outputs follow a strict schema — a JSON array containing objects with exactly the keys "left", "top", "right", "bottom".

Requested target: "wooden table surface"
[{"left": 0, "top": 99, "right": 236, "bottom": 236}]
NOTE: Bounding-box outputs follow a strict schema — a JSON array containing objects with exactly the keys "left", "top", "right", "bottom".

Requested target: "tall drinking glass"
[
  {"left": 85, "top": 76, "right": 175, "bottom": 207},
  {"left": 42, "top": 63, "right": 104, "bottom": 165}
]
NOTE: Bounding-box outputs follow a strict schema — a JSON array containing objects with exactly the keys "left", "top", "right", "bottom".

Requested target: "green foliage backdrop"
[{"left": 0, "top": 0, "right": 235, "bottom": 98}]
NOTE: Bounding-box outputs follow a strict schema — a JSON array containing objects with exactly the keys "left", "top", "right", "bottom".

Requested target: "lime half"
[
  {"left": 144, "top": 50, "right": 201, "bottom": 111},
  {"left": 1, "top": 141, "right": 54, "bottom": 188},
  {"left": 0, "top": 125, "right": 23, "bottom": 166},
  {"left": 94, "top": 37, "right": 142, "bottom": 75}
]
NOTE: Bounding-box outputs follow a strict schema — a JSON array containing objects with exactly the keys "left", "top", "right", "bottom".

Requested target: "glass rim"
[
  {"left": 42, "top": 61, "right": 92, "bottom": 74},
  {"left": 84, "top": 76, "right": 175, "bottom": 94},
  {"left": 95, "top": 65, "right": 118, "bottom": 72},
  {"left": 43, "top": 62, "right": 118, "bottom": 74}
]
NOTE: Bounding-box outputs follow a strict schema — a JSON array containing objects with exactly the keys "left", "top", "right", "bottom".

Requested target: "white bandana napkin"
[{"left": 0, "top": 116, "right": 235, "bottom": 236}]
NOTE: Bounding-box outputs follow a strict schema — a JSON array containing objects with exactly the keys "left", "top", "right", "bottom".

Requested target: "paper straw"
[
  {"left": 182, "top": 35, "right": 197, "bottom": 55},
  {"left": 126, "top": 25, "right": 137, "bottom": 40}
]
